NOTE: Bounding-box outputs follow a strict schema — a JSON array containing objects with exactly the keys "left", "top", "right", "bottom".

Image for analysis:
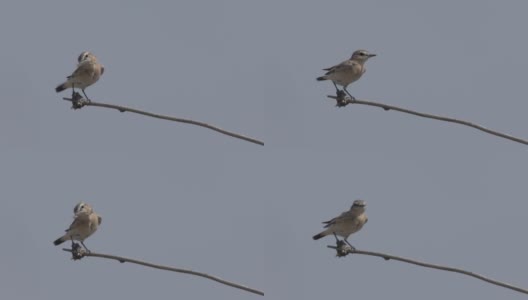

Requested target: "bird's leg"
[
  {"left": 331, "top": 82, "right": 347, "bottom": 106},
  {"left": 344, "top": 238, "right": 356, "bottom": 251},
  {"left": 80, "top": 241, "right": 91, "bottom": 253},
  {"left": 71, "top": 83, "right": 75, "bottom": 98},
  {"left": 333, "top": 232, "right": 340, "bottom": 243},
  {"left": 333, "top": 82, "right": 347, "bottom": 98},
  {"left": 343, "top": 87, "right": 356, "bottom": 101},
  {"left": 332, "top": 81, "right": 341, "bottom": 93},
  {"left": 81, "top": 89, "right": 90, "bottom": 102},
  {"left": 333, "top": 233, "right": 347, "bottom": 253}
]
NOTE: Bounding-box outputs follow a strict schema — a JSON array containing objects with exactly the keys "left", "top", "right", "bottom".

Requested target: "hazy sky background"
[{"left": 1, "top": 1, "right": 528, "bottom": 299}]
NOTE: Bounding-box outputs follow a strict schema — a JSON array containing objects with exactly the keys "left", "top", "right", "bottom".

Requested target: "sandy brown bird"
[
  {"left": 313, "top": 200, "right": 368, "bottom": 249},
  {"left": 317, "top": 49, "right": 376, "bottom": 99},
  {"left": 55, "top": 51, "right": 104, "bottom": 100},
  {"left": 53, "top": 202, "right": 102, "bottom": 252}
]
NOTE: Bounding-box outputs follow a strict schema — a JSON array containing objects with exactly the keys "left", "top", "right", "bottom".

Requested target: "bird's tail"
[
  {"left": 312, "top": 232, "right": 326, "bottom": 240},
  {"left": 53, "top": 235, "right": 66, "bottom": 246},
  {"left": 55, "top": 82, "right": 70, "bottom": 93},
  {"left": 316, "top": 76, "right": 328, "bottom": 81}
]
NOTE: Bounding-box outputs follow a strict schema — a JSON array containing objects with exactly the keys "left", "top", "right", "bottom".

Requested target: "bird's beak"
[{"left": 368, "top": 54, "right": 377, "bottom": 58}]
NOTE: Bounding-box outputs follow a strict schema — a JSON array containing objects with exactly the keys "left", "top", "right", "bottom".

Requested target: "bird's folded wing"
[
  {"left": 322, "top": 60, "right": 352, "bottom": 74},
  {"left": 322, "top": 211, "right": 349, "bottom": 228},
  {"left": 66, "top": 214, "right": 90, "bottom": 231},
  {"left": 70, "top": 60, "right": 94, "bottom": 78}
]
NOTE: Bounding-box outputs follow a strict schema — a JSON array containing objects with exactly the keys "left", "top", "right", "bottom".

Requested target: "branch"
[
  {"left": 327, "top": 93, "right": 528, "bottom": 146},
  {"left": 327, "top": 242, "right": 528, "bottom": 296},
  {"left": 62, "top": 92, "right": 264, "bottom": 146},
  {"left": 62, "top": 245, "right": 264, "bottom": 296}
]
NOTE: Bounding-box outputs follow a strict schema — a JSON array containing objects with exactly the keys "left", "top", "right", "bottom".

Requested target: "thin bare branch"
[
  {"left": 62, "top": 247, "right": 264, "bottom": 296},
  {"left": 327, "top": 244, "right": 528, "bottom": 296},
  {"left": 327, "top": 94, "right": 528, "bottom": 146},
  {"left": 62, "top": 93, "right": 264, "bottom": 146}
]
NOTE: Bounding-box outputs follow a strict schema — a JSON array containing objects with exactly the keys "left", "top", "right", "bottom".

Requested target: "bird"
[
  {"left": 316, "top": 49, "right": 376, "bottom": 99},
  {"left": 53, "top": 202, "right": 102, "bottom": 252},
  {"left": 55, "top": 51, "right": 104, "bottom": 100},
  {"left": 312, "top": 200, "right": 368, "bottom": 249}
]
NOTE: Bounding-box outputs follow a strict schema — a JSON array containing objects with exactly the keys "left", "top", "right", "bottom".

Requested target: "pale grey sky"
[{"left": 1, "top": 0, "right": 528, "bottom": 299}]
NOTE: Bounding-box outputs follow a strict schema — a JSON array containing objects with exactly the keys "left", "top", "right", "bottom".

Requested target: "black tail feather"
[
  {"left": 55, "top": 84, "right": 66, "bottom": 93},
  {"left": 312, "top": 233, "right": 324, "bottom": 240}
]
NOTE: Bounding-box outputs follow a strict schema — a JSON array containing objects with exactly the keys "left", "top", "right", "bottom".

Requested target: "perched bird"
[
  {"left": 312, "top": 200, "right": 368, "bottom": 249},
  {"left": 317, "top": 49, "right": 376, "bottom": 99},
  {"left": 55, "top": 51, "right": 104, "bottom": 100},
  {"left": 53, "top": 202, "right": 102, "bottom": 252}
]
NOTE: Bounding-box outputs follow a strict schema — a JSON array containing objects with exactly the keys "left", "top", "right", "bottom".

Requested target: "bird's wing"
[
  {"left": 322, "top": 218, "right": 336, "bottom": 227},
  {"left": 322, "top": 60, "right": 353, "bottom": 74},
  {"left": 322, "top": 211, "right": 349, "bottom": 228},
  {"left": 65, "top": 214, "right": 89, "bottom": 232},
  {"left": 67, "top": 60, "right": 93, "bottom": 79}
]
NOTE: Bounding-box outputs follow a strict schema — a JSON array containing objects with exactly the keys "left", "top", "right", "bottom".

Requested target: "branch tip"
[
  {"left": 324, "top": 95, "right": 528, "bottom": 146},
  {"left": 322, "top": 245, "right": 528, "bottom": 295},
  {"left": 59, "top": 248, "right": 264, "bottom": 296},
  {"left": 59, "top": 96, "right": 264, "bottom": 146}
]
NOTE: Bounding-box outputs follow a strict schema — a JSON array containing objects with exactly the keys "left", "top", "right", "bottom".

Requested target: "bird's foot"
[
  {"left": 80, "top": 242, "right": 91, "bottom": 254},
  {"left": 335, "top": 90, "right": 354, "bottom": 107},
  {"left": 334, "top": 240, "right": 356, "bottom": 257},
  {"left": 333, "top": 240, "right": 347, "bottom": 257},
  {"left": 344, "top": 91, "right": 356, "bottom": 101},
  {"left": 70, "top": 242, "right": 87, "bottom": 260},
  {"left": 70, "top": 92, "right": 90, "bottom": 110},
  {"left": 344, "top": 240, "right": 356, "bottom": 251},
  {"left": 335, "top": 90, "right": 346, "bottom": 106}
]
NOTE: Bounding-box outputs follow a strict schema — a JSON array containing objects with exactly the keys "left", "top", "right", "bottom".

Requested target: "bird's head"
[
  {"left": 78, "top": 51, "right": 96, "bottom": 63},
  {"left": 350, "top": 199, "right": 367, "bottom": 212},
  {"left": 74, "top": 201, "right": 93, "bottom": 215},
  {"left": 350, "top": 49, "right": 376, "bottom": 62}
]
